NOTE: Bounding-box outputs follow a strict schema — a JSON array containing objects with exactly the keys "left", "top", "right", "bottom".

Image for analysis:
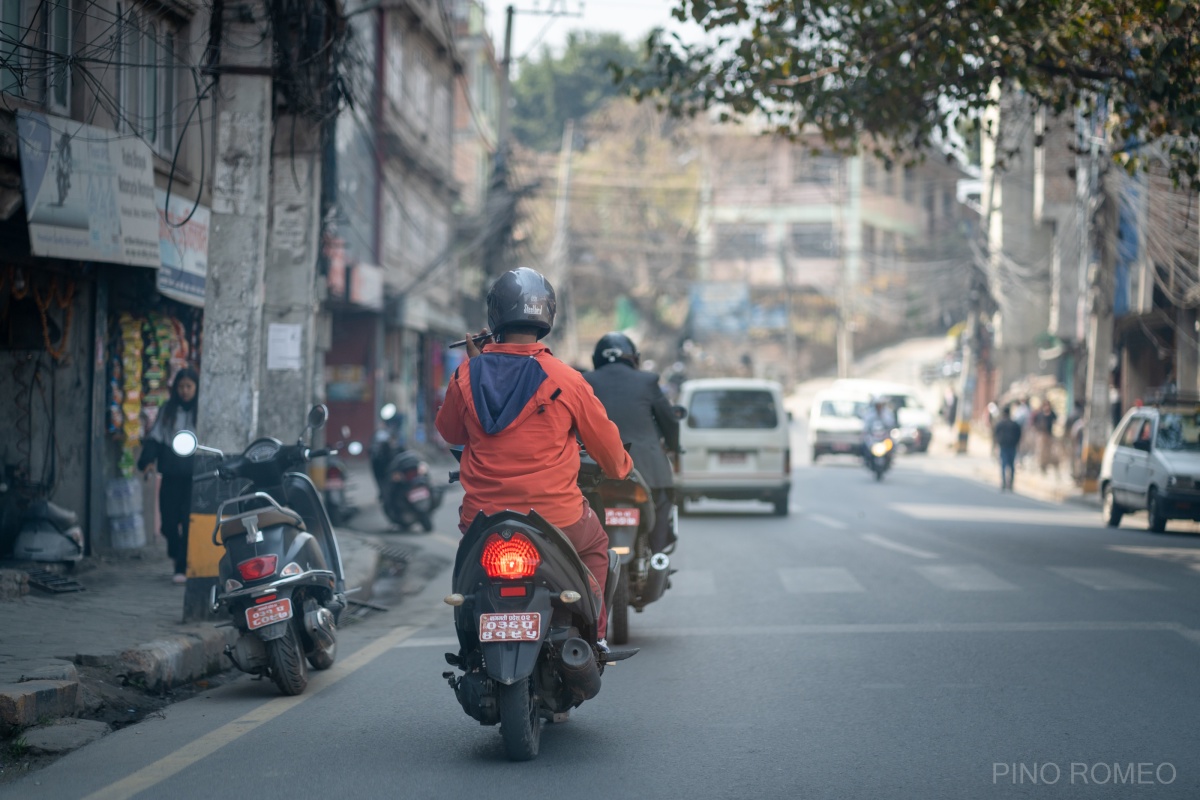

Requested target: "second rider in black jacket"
[{"left": 584, "top": 332, "right": 681, "bottom": 554}]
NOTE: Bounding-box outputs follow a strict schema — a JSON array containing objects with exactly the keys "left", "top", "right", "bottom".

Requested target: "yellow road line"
[{"left": 84, "top": 625, "right": 421, "bottom": 800}]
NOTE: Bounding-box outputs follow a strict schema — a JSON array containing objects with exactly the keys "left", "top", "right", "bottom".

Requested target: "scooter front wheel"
[{"left": 267, "top": 620, "right": 309, "bottom": 695}]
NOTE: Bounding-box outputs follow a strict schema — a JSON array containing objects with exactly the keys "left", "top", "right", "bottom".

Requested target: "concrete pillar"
[
  {"left": 259, "top": 115, "right": 323, "bottom": 442},
  {"left": 199, "top": 1, "right": 273, "bottom": 453},
  {"left": 1081, "top": 169, "right": 1118, "bottom": 491}
]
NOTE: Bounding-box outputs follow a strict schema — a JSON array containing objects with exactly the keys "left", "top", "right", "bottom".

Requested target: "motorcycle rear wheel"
[
  {"left": 267, "top": 620, "right": 309, "bottom": 695},
  {"left": 498, "top": 676, "right": 541, "bottom": 761},
  {"left": 417, "top": 510, "right": 433, "bottom": 532},
  {"left": 610, "top": 567, "right": 630, "bottom": 646}
]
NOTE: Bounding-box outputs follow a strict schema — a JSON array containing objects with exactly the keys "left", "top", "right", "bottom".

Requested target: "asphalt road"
[{"left": 7, "top": 346, "right": 1200, "bottom": 799}]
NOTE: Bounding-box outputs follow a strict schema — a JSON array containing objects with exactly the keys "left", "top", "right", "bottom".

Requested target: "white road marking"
[
  {"left": 861, "top": 533, "right": 939, "bottom": 559},
  {"left": 915, "top": 564, "right": 1018, "bottom": 591},
  {"left": 666, "top": 570, "right": 716, "bottom": 596},
  {"left": 890, "top": 503, "right": 1097, "bottom": 527},
  {"left": 809, "top": 514, "right": 848, "bottom": 530},
  {"left": 1049, "top": 567, "right": 1167, "bottom": 591},
  {"left": 396, "top": 636, "right": 461, "bottom": 648},
  {"left": 779, "top": 567, "right": 866, "bottom": 593}
]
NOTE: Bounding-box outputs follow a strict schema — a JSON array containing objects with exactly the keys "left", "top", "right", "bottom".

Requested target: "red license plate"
[
  {"left": 605, "top": 507, "right": 640, "bottom": 527},
  {"left": 718, "top": 451, "right": 747, "bottom": 464},
  {"left": 407, "top": 485, "right": 431, "bottom": 502},
  {"left": 479, "top": 612, "right": 541, "bottom": 643},
  {"left": 246, "top": 598, "right": 292, "bottom": 630}
]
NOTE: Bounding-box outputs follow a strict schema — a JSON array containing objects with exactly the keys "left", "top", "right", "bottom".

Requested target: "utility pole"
[
  {"left": 1080, "top": 166, "right": 1117, "bottom": 492},
  {"left": 778, "top": 239, "right": 796, "bottom": 392},
  {"left": 837, "top": 154, "right": 863, "bottom": 378},
  {"left": 548, "top": 119, "right": 576, "bottom": 362},
  {"left": 497, "top": 4, "right": 514, "bottom": 158},
  {"left": 200, "top": 0, "right": 273, "bottom": 453}
]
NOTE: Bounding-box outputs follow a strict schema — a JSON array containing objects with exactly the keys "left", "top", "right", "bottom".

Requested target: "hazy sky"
[{"left": 483, "top": 0, "right": 686, "bottom": 64}]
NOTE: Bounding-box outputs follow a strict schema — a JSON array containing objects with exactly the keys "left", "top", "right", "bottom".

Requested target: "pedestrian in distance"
[
  {"left": 584, "top": 332, "right": 682, "bottom": 554},
  {"left": 434, "top": 267, "right": 633, "bottom": 651},
  {"left": 993, "top": 404, "right": 1023, "bottom": 492},
  {"left": 137, "top": 368, "right": 198, "bottom": 583},
  {"left": 1032, "top": 399, "right": 1059, "bottom": 475}
]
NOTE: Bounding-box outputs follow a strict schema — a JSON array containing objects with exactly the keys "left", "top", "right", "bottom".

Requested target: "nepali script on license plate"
[
  {"left": 407, "top": 485, "right": 431, "bottom": 502},
  {"left": 479, "top": 612, "right": 541, "bottom": 643},
  {"left": 605, "top": 507, "right": 640, "bottom": 527},
  {"left": 246, "top": 598, "right": 293, "bottom": 630}
]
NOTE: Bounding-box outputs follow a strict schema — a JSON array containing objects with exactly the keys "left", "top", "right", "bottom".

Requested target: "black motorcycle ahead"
[
  {"left": 323, "top": 428, "right": 362, "bottom": 527},
  {"left": 864, "top": 421, "right": 897, "bottom": 481},
  {"left": 172, "top": 405, "right": 346, "bottom": 696},
  {"left": 582, "top": 461, "right": 670, "bottom": 646},
  {"left": 371, "top": 403, "right": 443, "bottom": 532},
  {"left": 441, "top": 448, "right": 637, "bottom": 761}
]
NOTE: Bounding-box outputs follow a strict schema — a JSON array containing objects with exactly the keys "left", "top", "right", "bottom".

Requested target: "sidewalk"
[
  {"left": 916, "top": 424, "right": 1101, "bottom": 509},
  {"left": 0, "top": 521, "right": 380, "bottom": 740}
]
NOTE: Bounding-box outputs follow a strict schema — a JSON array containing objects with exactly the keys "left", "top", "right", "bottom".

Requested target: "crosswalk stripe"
[
  {"left": 915, "top": 564, "right": 1018, "bottom": 591},
  {"left": 779, "top": 567, "right": 866, "bottom": 593},
  {"left": 861, "top": 533, "right": 939, "bottom": 559},
  {"left": 1049, "top": 567, "right": 1167, "bottom": 591},
  {"left": 809, "top": 514, "right": 848, "bottom": 530}
]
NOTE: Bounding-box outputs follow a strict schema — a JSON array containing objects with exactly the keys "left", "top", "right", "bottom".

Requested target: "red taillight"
[
  {"left": 499, "top": 585, "right": 528, "bottom": 597},
  {"left": 255, "top": 593, "right": 278, "bottom": 604},
  {"left": 327, "top": 465, "right": 344, "bottom": 480},
  {"left": 481, "top": 533, "right": 540, "bottom": 580},
  {"left": 237, "top": 555, "right": 278, "bottom": 581}
]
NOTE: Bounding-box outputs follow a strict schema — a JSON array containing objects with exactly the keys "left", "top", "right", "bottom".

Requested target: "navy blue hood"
[{"left": 469, "top": 353, "right": 548, "bottom": 434}]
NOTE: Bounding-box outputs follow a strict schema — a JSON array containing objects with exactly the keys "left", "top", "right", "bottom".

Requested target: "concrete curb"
[{"left": 0, "top": 532, "right": 382, "bottom": 733}]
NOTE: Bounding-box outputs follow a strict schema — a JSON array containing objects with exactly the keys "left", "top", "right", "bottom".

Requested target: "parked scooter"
[
  {"left": 171, "top": 405, "right": 347, "bottom": 696},
  {"left": 441, "top": 447, "right": 637, "bottom": 761},
  {"left": 372, "top": 404, "right": 443, "bottom": 532},
  {"left": 864, "top": 421, "right": 897, "bottom": 481},
  {"left": 0, "top": 465, "right": 84, "bottom": 567},
  {"left": 581, "top": 459, "right": 670, "bottom": 646}
]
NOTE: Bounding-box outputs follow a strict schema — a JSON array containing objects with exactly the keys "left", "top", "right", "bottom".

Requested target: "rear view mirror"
[
  {"left": 307, "top": 404, "right": 328, "bottom": 431},
  {"left": 172, "top": 430, "right": 198, "bottom": 457},
  {"left": 672, "top": 405, "right": 688, "bottom": 421}
]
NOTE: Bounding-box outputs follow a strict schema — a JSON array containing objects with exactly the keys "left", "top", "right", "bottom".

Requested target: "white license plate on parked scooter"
[
  {"left": 479, "top": 612, "right": 541, "bottom": 642},
  {"left": 407, "top": 486, "right": 431, "bottom": 503},
  {"left": 246, "top": 598, "right": 292, "bottom": 630},
  {"left": 605, "top": 507, "right": 640, "bottom": 527}
]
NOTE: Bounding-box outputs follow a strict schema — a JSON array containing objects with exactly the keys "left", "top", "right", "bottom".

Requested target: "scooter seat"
[{"left": 221, "top": 509, "right": 304, "bottom": 535}]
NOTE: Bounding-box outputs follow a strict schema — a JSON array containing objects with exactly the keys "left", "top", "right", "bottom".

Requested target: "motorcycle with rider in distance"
[
  {"left": 371, "top": 403, "right": 443, "bottom": 532},
  {"left": 441, "top": 447, "right": 638, "bottom": 761},
  {"left": 863, "top": 420, "right": 897, "bottom": 481},
  {"left": 581, "top": 456, "right": 670, "bottom": 646},
  {"left": 171, "top": 405, "right": 347, "bottom": 696}
]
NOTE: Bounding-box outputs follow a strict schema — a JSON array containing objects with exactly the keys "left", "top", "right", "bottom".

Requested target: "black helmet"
[
  {"left": 592, "top": 332, "right": 639, "bottom": 370},
  {"left": 486, "top": 268, "right": 556, "bottom": 339}
]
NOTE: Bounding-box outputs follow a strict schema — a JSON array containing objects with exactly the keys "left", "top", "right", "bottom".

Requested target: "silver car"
[{"left": 1100, "top": 404, "right": 1200, "bottom": 532}]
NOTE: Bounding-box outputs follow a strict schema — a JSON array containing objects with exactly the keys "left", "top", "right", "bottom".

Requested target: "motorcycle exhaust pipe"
[
  {"left": 558, "top": 637, "right": 602, "bottom": 706},
  {"left": 639, "top": 553, "right": 671, "bottom": 605},
  {"left": 305, "top": 606, "right": 336, "bottom": 649}
]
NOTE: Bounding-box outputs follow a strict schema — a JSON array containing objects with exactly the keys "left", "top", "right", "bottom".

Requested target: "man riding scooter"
[
  {"left": 584, "top": 332, "right": 681, "bottom": 555},
  {"left": 861, "top": 394, "right": 897, "bottom": 461},
  {"left": 434, "top": 267, "right": 633, "bottom": 650}
]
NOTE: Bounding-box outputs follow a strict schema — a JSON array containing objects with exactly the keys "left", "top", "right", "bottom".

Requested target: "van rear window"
[{"left": 687, "top": 390, "right": 779, "bottom": 429}]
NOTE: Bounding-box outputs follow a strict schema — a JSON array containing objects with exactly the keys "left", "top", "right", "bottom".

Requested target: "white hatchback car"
[
  {"left": 1100, "top": 403, "right": 1200, "bottom": 532},
  {"left": 808, "top": 389, "right": 870, "bottom": 462}
]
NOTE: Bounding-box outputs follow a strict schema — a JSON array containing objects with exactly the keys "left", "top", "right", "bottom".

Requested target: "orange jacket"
[{"left": 435, "top": 342, "right": 633, "bottom": 530}]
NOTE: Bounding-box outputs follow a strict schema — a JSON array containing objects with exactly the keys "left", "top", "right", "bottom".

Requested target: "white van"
[{"left": 675, "top": 378, "right": 791, "bottom": 515}]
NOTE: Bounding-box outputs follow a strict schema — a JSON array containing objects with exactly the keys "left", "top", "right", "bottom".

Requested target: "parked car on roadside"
[
  {"left": 808, "top": 389, "right": 870, "bottom": 462},
  {"left": 675, "top": 378, "right": 792, "bottom": 516},
  {"left": 1100, "top": 401, "right": 1200, "bottom": 532}
]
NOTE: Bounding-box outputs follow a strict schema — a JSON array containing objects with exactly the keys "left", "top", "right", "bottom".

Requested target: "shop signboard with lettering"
[
  {"left": 16, "top": 111, "right": 161, "bottom": 267},
  {"left": 156, "top": 189, "right": 211, "bottom": 306}
]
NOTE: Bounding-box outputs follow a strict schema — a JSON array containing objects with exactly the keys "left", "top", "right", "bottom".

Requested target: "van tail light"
[
  {"left": 237, "top": 555, "right": 278, "bottom": 581},
  {"left": 481, "top": 533, "right": 540, "bottom": 580},
  {"left": 785, "top": 448, "right": 791, "bottom": 475}
]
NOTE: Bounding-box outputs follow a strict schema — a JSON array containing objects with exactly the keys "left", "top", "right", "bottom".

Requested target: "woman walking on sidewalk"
[{"left": 137, "top": 369, "right": 198, "bottom": 583}]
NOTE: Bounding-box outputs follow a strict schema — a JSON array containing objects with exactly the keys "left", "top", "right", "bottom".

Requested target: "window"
[
  {"left": 0, "top": 0, "right": 21, "bottom": 95},
  {"left": 159, "top": 31, "right": 176, "bottom": 156},
  {"left": 723, "top": 154, "right": 769, "bottom": 185},
  {"left": 46, "top": 0, "right": 70, "bottom": 112},
  {"left": 791, "top": 223, "right": 838, "bottom": 258},
  {"left": 688, "top": 390, "right": 779, "bottom": 430},
  {"left": 1119, "top": 416, "right": 1149, "bottom": 448},
  {"left": 142, "top": 20, "right": 158, "bottom": 146},
  {"left": 1154, "top": 409, "right": 1200, "bottom": 452},
  {"left": 714, "top": 224, "right": 767, "bottom": 260},
  {"left": 410, "top": 47, "right": 431, "bottom": 135},
  {"left": 902, "top": 167, "right": 915, "bottom": 203},
  {"left": 793, "top": 154, "right": 838, "bottom": 186}
]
